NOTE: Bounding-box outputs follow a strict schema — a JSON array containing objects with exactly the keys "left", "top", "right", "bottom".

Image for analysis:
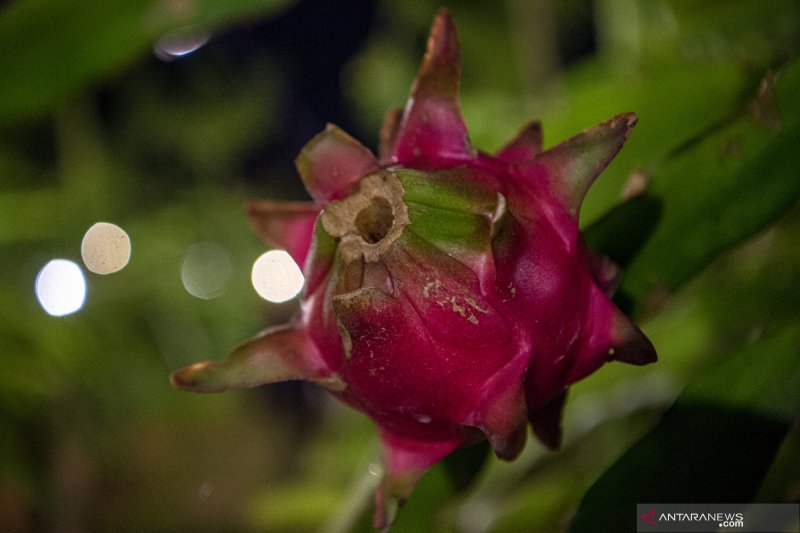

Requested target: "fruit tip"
[
  {"left": 169, "top": 361, "right": 210, "bottom": 390},
  {"left": 621, "top": 111, "right": 638, "bottom": 129},
  {"left": 426, "top": 6, "right": 459, "bottom": 66},
  {"left": 434, "top": 6, "right": 453, "bottom": 23}
]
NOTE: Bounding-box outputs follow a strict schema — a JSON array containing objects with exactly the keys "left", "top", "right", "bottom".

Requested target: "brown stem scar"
[{"left": 321, "top": 171, "right": 409, "bottom": 263}]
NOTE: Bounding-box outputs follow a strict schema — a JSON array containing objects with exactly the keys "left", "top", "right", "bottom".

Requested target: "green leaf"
[
  {"left": 621, "top": 60, "right": 800, "bottom": 312},
  {"left": 583, "top": 193, "right": 663, "bottom": 270},
  {"left": 0, "top": 0, "right": 293, "bottom": 127},
  {"left": 583, "top": 193, "right": 663, "bottom": 314},
  {"left": 570, "top": 326, "right": 800, "bottom": 533},
  {"left": 668, "top": 0, "right": 800, "bottom": 67},
  {"left": 440, "top": 440, "right": 492, "bottom": 494}
]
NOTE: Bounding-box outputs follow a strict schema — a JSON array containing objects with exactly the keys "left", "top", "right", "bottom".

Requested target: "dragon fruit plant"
[{"left": 171, "top": 9, "right": 656, "bottom": 530}]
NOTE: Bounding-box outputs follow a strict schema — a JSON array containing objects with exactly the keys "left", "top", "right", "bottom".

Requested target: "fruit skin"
[{"left": 170, "top": 9, "right": 656, "bottom": 530}]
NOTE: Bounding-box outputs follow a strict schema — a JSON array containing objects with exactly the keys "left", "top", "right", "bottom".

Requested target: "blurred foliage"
[
  {"left": 0, "top": 0, "right": 295, "bottom": 124},
  {"left": 572, "top": 327, "right": 800, "bottom": 532},
  {"left": 1, "top": 0, "right": 799, "bottom": 532}
]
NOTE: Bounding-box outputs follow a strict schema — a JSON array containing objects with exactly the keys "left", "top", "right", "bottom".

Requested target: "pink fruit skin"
[{"left": 171, "top": 9, "right": 656, "bottom": 530}]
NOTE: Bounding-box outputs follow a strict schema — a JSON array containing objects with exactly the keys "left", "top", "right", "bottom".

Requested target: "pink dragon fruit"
[{"left": 171, "top": 9, "right": 656, "bottom": 530}]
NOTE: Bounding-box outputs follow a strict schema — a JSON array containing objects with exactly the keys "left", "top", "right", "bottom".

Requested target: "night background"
[{"left": 1, "top": 0, "right": 799, "bottom": 531}]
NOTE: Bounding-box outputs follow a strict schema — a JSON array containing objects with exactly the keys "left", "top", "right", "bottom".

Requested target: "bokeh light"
[
  {"left": 81, "top": 222, "right": 131, "bottom": 275},
  {"left": 181, "top": 241, "right": 233, "bottom": 299},
  {"left": 153, "top": 26, "right": 210, "bottom": 61},
  {"left": 251, "top": 250, "right": 305, "bottom": 303},
  {"left": 35, "top": 259, "right": 87, "bottom": 316}
]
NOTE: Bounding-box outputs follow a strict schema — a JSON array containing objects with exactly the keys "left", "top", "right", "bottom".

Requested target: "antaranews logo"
[
  {"left": 637, "top": 505, "right": 744, "bottom": 531},
  {"left": 640, "top": 509, "right": 657, "bottom": 526},
  {"left": 637, "top": 503, "right": 800, "bottom": 532}
]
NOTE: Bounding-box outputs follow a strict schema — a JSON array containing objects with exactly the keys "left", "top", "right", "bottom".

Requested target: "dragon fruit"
[{"left": 171, "top": 9, "right": 656, "bottom": 530}]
